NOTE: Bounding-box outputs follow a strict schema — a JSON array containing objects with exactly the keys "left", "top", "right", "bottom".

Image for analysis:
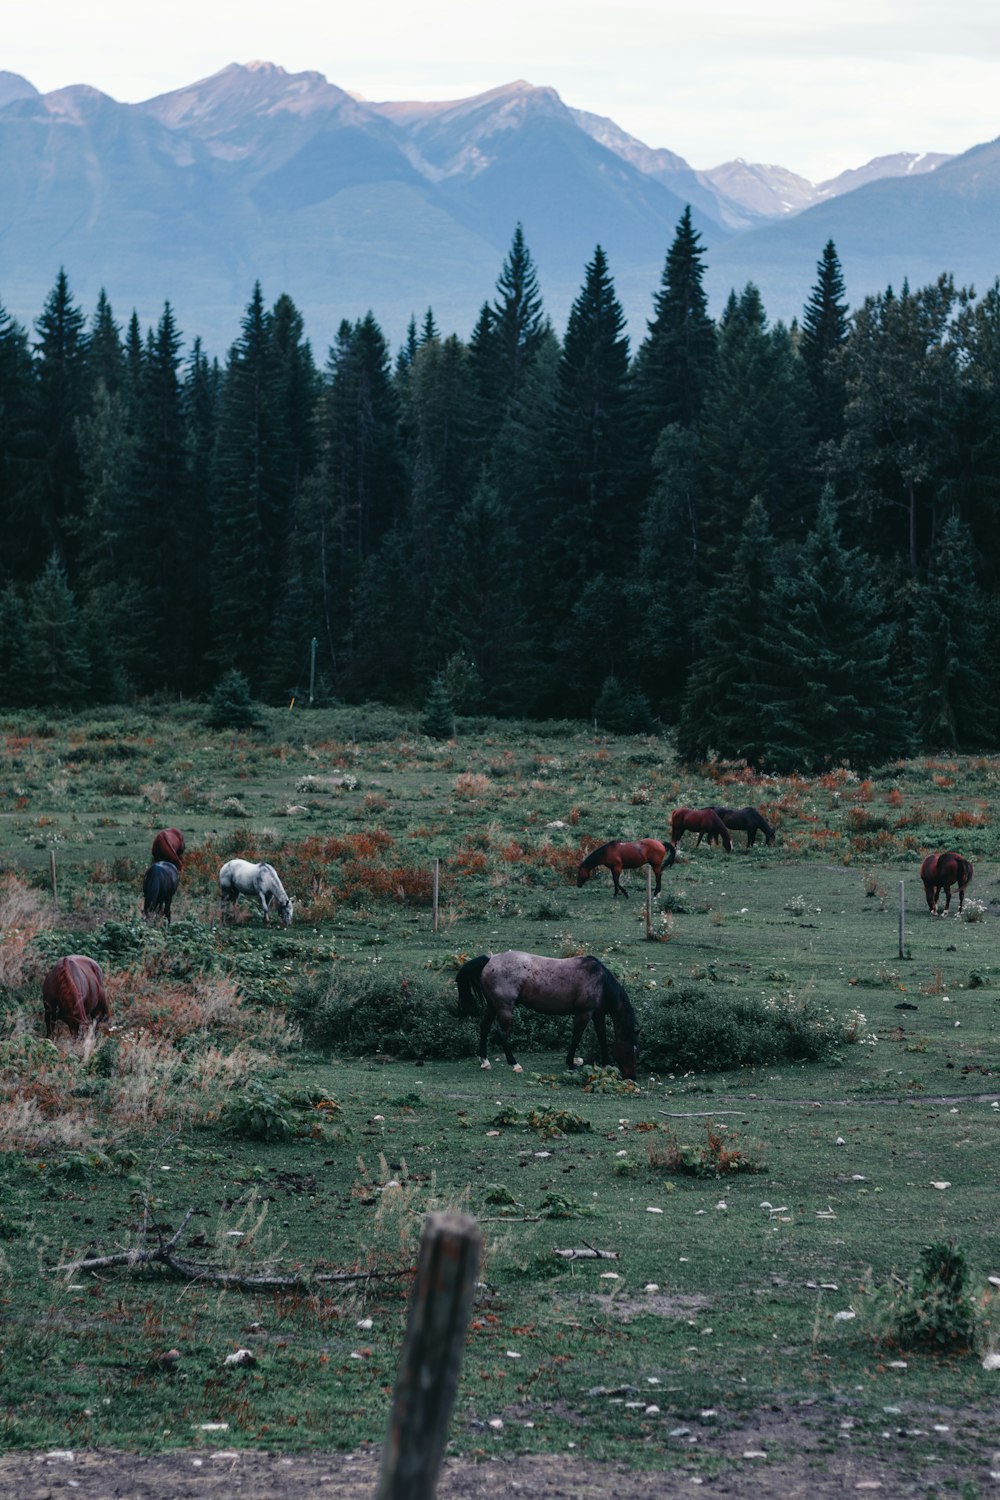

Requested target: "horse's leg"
[
  {"left": 564, "top": 1012, "right": 592, "bottom": 1069},
  {"left": 592, "top": 1011, "right": 610, "bottom": 1066},
  {"left": 478, "top": 1007, "right": 495, "bottom": 1068},
  {"left": 482, "top": 1002, "right": 518, "bottom": 1069},
  {"left": 652, "top": 863, "right": 662, "bottom": 896}
]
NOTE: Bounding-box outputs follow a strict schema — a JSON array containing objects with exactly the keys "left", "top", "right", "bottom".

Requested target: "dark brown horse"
[
  {"left": 577, "top": 838, "right": 676, "bottom": 898},
  {"left": 711, "top": 806, "right": 776, "bottom": 848},
  {"left": 152, "top": 827, "right": 185, "bottom": 869},
  {"left": 670, "top": 807, "right": 733, "bottom": 853},
  {"left": 455, "top": 950, "right": 637, "bottom": 1079},
  {"left": 920, "top": 851, "right": 973, "bottom": 915},
  {"left": 42, "top": 956, "right": 109, "bottom": 1039},
  {"left": 143, "top": 860, "right": 179, "bottom": 923}
]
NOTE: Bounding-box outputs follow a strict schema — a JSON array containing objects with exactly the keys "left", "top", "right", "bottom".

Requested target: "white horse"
[{"left": 219, "top": 859, "right": 294, "bottom": 925}]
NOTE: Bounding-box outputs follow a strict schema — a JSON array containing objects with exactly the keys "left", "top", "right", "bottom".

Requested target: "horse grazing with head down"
[
  {"left": 42, "top": 956, "right": 109, "bottom": 1040},
  {"left": 143, "top": 860, "right": 179, "bottom": 924},
  {"left": 577, "top": 838, "right": 676, "bottom": 898},
  {"left": 151, "top": 827, "right": 185, "bottom": 869},
  {"left": 670, "top": 807, "right": 733, "bottom": 853},
  {"left": 711, "top": 806, "right": 776, "bottom": 848},
  {"left": 219, "top": 859, "right": 294, "bottom": 925},
  {"left": 920, "top": 851, "right": 973, "bottom": 916},
  {"left": 455, "top": 950, "right": 637, "bottom": 1079}
]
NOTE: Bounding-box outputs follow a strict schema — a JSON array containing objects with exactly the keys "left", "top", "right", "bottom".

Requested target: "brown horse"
[
  {"left": 455, "top": 950, "right": 637, "bottom": 1078},
  {"left": 711, "top": 806, "right": 776, "bottom": 848},
  {"left": 42, "top": 956, "right": 109, "bottom": 1039},
  {"left": 577, "top": 838, "right": 676, "bottom": 898},
  {"left": 152, "top": 827, "right": 185, "bottom": 869},
  {"left": 670, "top": 807, "right": 733, "bottom": 853},
  {"left": 920, "top": 851, "right": 973, "bottom": 915}
]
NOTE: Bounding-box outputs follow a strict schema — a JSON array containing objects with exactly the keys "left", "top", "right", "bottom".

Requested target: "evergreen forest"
[{"left": 2, "top": 214, "right": 999, "bottom": 772}]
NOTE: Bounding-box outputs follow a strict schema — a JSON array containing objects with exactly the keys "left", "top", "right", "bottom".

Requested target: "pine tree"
[
  {"left": 0, "top": 584, "right": 29, "bottom": 705},
  {"left": 489, "top": 223, "right": 548, "bottom": 412},
  {"left": 757, "top": 492, "right": 912, "bottom": 771},
  {"left": 913, "top": 513, "right": 997, "bottom": 748},
  {"left": 0, "top": 302, "right": 36, "bottom": 583},
  {"left": 88, "top": 289, "right": 125, "bottom": 397},
  {"left": 698, "top": 284, "right": 812, "bottom": 573},
  {"left": 31, "top": 269, "right": 90, "bottom": 573},
  {"left": 675, "top": 497, "right": 780, "bottom": 764},
  {"left": 22, "top": 553, "right": 91, "bottom": 707},
  {"left": 800, "top": 240, "right": 849, "bottom": 443},
  {"left": 631, "top": 206, "right": 716, "bottom": 455}
]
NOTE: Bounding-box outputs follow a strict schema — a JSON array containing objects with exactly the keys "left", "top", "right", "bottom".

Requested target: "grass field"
[{"left": 1, "top": 703, "right": 999, "bottom": 1485}]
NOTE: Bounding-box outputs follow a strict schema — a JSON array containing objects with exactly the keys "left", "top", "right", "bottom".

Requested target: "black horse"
[
  {"left": 143, "top": 860, "right": 179, "bottom": 924},
  {"left": 711, "top": 806, "right": 776, "bottom": 848}
]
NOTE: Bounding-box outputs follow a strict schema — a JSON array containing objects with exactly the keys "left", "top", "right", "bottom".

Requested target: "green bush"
[
  {"left": 207, "top": 670, "right": 257, "bottom": 730},
  {"left": 633, "top": 988, "right": 848, "bottom": 1073},
  {"left": 871, "top": 1240, "right": 978, "bottom": 1354}
]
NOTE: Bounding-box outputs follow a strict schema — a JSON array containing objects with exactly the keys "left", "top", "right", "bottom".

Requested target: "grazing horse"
[
  {"left": 670, "top": 807, "right": 733, "bottom": 853},
  {"left": 455, "top": 950, "right": 637, "bottom": 1079},
  {"left": 711, "top": 806, "right": 776, "bottom": 848},
  {"left": 920, "top": 852, "right": 973, "bottom": 916},
  {"left": 143, "top": 860, "right": 179, "bottom": 924},
  {"left": 219, "top": 859, "right": 294, "bottom": 925},
  {"left": 577, "top": 838, "right": 676, "bottom": 898},
  {"left": 151, "top": 827, "right": 185, "bottom": 869},
  {"left": 42, "top": 955, "right": 109, "bottom": 1040}
]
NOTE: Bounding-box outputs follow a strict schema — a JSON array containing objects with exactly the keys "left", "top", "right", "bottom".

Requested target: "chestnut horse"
[
  {"left": 712, "top": 806, "right": 776, "bottom": 848},
  {"left": 670, "top": 807, "right": 733, "bottom": 853},
  {"left": 42, "top": 956, "right": 109, "bottom": 1039},
  {"left": 920, "top": 851, "right": 973, "bottom": 915},
  {"left": 577, "top": 838, "right": 676, "bottom": 898},
  {"left": 152, "top": 827, "right": 185, "bottom": 869},
  {"left": 455, "top": 950, "right": 637, "bottom": 1078}
]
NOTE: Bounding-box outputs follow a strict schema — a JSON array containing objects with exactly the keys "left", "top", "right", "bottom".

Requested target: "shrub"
[
  {"left": 206, "top": 670, "right": 257, "bottom": 730},
  {"left": 870, "top": 1240, "right": 978, "bottom": 1354},
  {"left": 648, "top": 1120, "right": 766, "bottom": 1177},
  {"left": 633, "top": 988, "right": 849, "bottom": 1073},
  {"left": 290, "top": 968, "right": 474, "bottom": 1059}
]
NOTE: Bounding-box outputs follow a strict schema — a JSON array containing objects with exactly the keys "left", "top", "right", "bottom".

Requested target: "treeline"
[{"left": 1, "top": 215, "right": 999, "bottom": 770}]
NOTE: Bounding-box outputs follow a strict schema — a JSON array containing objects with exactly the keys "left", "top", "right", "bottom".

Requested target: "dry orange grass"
[{"left": 0, "top": 873, "right": 53, "bottom": 988}]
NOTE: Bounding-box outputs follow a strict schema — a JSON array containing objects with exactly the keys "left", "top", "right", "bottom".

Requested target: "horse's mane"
[
  {"left": 582, "top": 955, "right": 636, "bottom": 1039},
  {"left": 455, "top": 954, "right": 490, "bottom": 1016},
  {"left": 54, "top": 960, "right": 79, "bottom": 1011},
  {"left": 580, "top": 841, "right": 617, "bottom": 869}
]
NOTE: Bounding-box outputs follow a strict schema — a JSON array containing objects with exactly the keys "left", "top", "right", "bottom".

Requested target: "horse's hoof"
[
  {"left": 513, "top": 1063, "right": 523, "bottom": 1073},
  {"left": 480, "top": 1059, "right": 491, "bottom": 1069}
]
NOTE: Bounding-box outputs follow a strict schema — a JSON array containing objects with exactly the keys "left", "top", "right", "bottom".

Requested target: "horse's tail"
[
  {"left": 960, "top": 856, "right": 974, "bottom": 885},
  {"left": 142, "top": 865, "right": 158, "bottom": 916},
  {"left": 663, "top": 841, "right": 677, "bottom": 868},
  {"left": 455, "top": 955, "right": 490, "bottom": 1017}
]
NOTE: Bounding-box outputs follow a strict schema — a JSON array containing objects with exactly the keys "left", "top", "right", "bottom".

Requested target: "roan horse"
[
  {"left": 143, "top": 860, "right": 179, "bottom": 924},
  {"left": 670, "top": 806, "right": 733, "bottom": 853},
  {"left": 151, "top": 827, "right": 185, "bottom": 869},
  {"left": 219, "top": 859, "right": 294, "bottom": 925},
  {"left": 920, "top": 851, "right": 973, "bottom": 916},
  {"left": 577, "top": 838, "right": 676, "bottom": 898},
  {"left": 455, "top": 950, "right": 637, "bottom": 1079},
  {"left": 711, "top": 806, "right": 776, "bottom": 848},
  {"left": 42, "top": 955, "right": 109, "bottom": 1040}
]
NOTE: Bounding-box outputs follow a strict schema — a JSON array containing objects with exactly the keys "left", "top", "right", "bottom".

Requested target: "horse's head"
[
  {"left": 278, "top": 895, "right": 294, "bottom": 926},
  {"left": 612, "top": 1035, "right": 637, "bottom": 1081},
  {"left": 576, "top": 863, "right": 591, "bottom": 887}
]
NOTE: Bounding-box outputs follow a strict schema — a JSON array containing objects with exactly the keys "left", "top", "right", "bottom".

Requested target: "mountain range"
[{"left": 0, "top": 60, "right": 995, "bottom": 355}]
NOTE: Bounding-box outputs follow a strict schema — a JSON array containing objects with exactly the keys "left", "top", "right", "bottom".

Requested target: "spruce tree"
[
  {"left": 22, "top": 553, "right": 91, "bottom": 707},
  {"left": 631, "top": 206, "right": 716, "bottom": 454},
  {"left": 31, "top": 268, "right": 90, "bottom": 573},
  {"left": 800, "top": 240, "right": 849, "bottom": 444},
  {"left": 913, "top": 512, "right": 996, "bottom": 748},
  {"left": 0, "top": 302, "right": 36, "bottom": 583}
]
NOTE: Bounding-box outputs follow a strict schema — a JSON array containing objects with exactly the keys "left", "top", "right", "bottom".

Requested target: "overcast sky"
[{"left": 7, "top": 0, "right": 998, "bottom": 181}]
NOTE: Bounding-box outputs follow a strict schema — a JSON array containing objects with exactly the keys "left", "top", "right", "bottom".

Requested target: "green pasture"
[{"left": 1, "top": 704, "right": 999, "bottom": 1482}]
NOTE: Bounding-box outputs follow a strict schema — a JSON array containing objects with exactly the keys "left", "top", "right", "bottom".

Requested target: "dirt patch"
[{"left": 3, "top": 1403, "right": 999, "bottom": 1499}]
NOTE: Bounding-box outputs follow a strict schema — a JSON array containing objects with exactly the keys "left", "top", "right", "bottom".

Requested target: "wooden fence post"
[
  {"left": 49, "top": 849, "right": 57, "bottom": 904},
  {"left": 376, "top": 1211, "right": 482, "bottom": 1500},
  {"left": 898, "top": 879, "right": 905, "bottom": 959},
  {"left": 645, "top": 866, "right": 653, "bottom": 939},
  {"left": 432, "top": 858, "right": 440, "bottom": 932}
]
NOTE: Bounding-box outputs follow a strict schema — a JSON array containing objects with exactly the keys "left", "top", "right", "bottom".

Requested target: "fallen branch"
[
  {"left": 658, "top": 1110, "right": 746, "bottom": 1118},
  {"left": 52, "top": 1210, "right": 410, "bottom": 1291},
  {"left": 553, "top": 1244, "right": 618, "bottom": 1261}
]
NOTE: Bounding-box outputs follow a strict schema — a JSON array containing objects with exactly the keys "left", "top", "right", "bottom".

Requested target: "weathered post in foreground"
[
  {"left": 432, "top": 858, "right": 440, "bottom": 932},
  {"left": 376, "top": 1212, "right": 482, "bottom": 1500},
  {"left": 645, "top": 866, "right": 654, "bottom": 939}
]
